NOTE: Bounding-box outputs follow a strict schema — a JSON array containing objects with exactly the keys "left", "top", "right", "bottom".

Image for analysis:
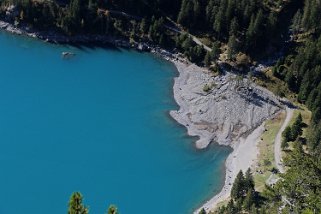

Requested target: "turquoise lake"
[{"left": 0, "top": 32, "right": 231, "bottom": 214}]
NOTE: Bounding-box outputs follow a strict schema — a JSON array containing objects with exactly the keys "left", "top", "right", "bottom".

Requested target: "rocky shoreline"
[
  {"left": 169, "top": 59, "right": 287, "bottom": 213},
  {"left": 0, "top": 19, "right": 178, "bottom": 63},
  {"left": 0, "top": 19, "right": 142, "bottom": 49},
  {"left": 170, "top": 60, "right": 283, "bottom": 149},
  {"left": 0, "top": 20, "right": 285, "bottom": 213}
]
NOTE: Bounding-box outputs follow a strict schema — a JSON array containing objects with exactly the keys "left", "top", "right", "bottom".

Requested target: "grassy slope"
[
  {"left": 254, "top": 112, "right": 285, "bottom": 192},
  {"left": 254, "top": 105, "right": 311, "bottom": 192}
]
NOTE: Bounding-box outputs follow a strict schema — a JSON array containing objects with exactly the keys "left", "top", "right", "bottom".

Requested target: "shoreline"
[
  {"left": 169, "top": 59, "right": 284, "bottom": 213},
  {"left": 170, "top": 60, "right": 213, "bottom": 149},
  {"left": 0, "top": 20, "right": 142, "bottom": 49},
  {"left": 194, "top": 124, "right": 265, "bottom": 213},
  {"left": 0, "top": 20, "right": 282, "bottom": 214}
]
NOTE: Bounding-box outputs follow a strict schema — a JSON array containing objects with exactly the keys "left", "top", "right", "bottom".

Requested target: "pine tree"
[
  {"left": 225, "top": 0, "right": 235, "bottom": 27},
  {"left": 213, "top": 10, "right": 224, "bottom": 37},
  {"left": 243, "top": 190, "right": 254, "bottom": 211},
  {"left": 291, "top": 10, "right": 302, "bottom": 34},
  {"left": 204, "top": 52, "right": 211, "bottom": 67},
  {"left": 282, "top": 126, "right": 292, "bottom": 149},
  {"left": 244, "top": 168, "right": 255, "bottom": 192},
  {"left": 229, "top": 17, "right": 239, "bottom": 36},
  {"left": 68, "top": 192, "right": 88, "bottom": 214},
  {"left": 211, "top": 41, "right": 221, "bottom": 60},
  {"left": 253, "top": 10, "right": 263, "bottom": 43},
  {"left": 226, "top": 199, "right": 237, "bottom": 214},
  {"left": 267, "top": 12, "right": 277, "bottom": 39},
  {"left": 177, "top": 0, "right": 193, "bottom": 27},
  {"left": 291, "top": 113, "right": 303, "bottom": 140},
  {"left": 107, "top": 205, "right": 118, "bottom": 214},
  {"left": 245, "top": 15, "right": 255, "bottom": 51},
  {"left": 227, "top": 34, "right": 237, "bottom": 59},
  {"left": 140, "top": 18, "right": 148, "bottom": 34},
  {"left": 285, "top": 71, "right": 297, "bottom": 92},
  {"left": 231, "top": 170, "right": 245, "bottom": 199},
  {"left": 302, "top": 0, "right": 311, "bottom": 29},
  {"left": 192, "top": 0, "right": 201, "bottom": 28}
]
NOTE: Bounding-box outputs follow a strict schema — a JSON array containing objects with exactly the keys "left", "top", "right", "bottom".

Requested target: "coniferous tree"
[
  {"left": 227, "top": 34, "right": 237, "bottom": 59},
  {"left": 68, "top": 192, "right": 88, "bottom": 214},
  {"left": 229, "top": 17, "right": 239, "bottom": 36},
  {"left": 177, "top": 0, "right": 193, "bottom": 28},
  {"left": 107, "top": 205, "right": 119, "bottom": 214},
  {"left": 211, "top": 41, "right": 221, "bottom": 60},
  {"left": 244, "top": 168, "right": 255, "bottom": 192},
  {"left": 282, "top": 126, "right": 292, "bottom": 149},
  {"left": 291, "top": 113, "right": 303, "bottom": 140},
  {"left": 231, "top": 170, "right": 245, "bottom": 199},
  {"left": 140, "top": 18, "right": 148, "bottom": 34},
  {"left": 243, "top": 189, "right": 255, "bottom": 211},
  {"left": 245, "top": 15, "right": 255, "bottom": 51},
  {"left": 213, "top": 10, "right": 224, "bottom": 37},
  {"left": 291, "top": 10, "right": 302, "bottom": 34},
  {"left": 204, "top": 52, "right": 211, "bottom": 67}
]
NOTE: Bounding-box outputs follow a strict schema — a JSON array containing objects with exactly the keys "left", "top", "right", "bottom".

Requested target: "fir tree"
[
  {"left": 244, "top": 168, "right": 255, "bottom": 192},
  {"left": 227, "top": 34, "right": 237, "bottom": 59},
  {"left": 231, "top": 170, "right": 245, "bottom": 199},
  {"left": 140, "top": 18, "right": 148, "bottom": 34},
  {"left": 107, "top": 205, "right": 119, "bottom": 214},
  {"left": 291, "top": 113, "right": 303, "bottom": 140},
  {"left": 291, "top": 10, "right": 302, "bottom": 34},
  {"left": 68, "top": 192, "right": 88, "bottom": 214},
  {"left": 243, "top": 189, "right": 254, "bottom": 211},
  {"left": 282, "top": 126, "right": 292, "bottom": 149}
]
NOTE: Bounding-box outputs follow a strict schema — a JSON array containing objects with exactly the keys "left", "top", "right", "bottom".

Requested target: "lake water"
[{"left": 0, "top": 32, "right": 231, "bottom": 214}]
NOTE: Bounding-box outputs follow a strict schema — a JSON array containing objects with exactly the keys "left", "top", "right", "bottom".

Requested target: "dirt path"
[
  {"left": 164, "top": 17, "right": 212, "bottom": 52},
  {"left": 189, "top": 35, "right": 212, "bottom": 51},
  {"left": 274, "top": 107, "right": 294, "bottom": 173}
]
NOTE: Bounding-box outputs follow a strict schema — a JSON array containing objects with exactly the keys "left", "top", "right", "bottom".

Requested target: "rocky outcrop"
[{"left": 170, "top": 61, "right": 282, "bottom": 149}]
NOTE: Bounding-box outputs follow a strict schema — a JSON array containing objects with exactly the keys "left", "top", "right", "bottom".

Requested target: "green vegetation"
[
  {"left": 282, "top": 113, "right": 304, "bottom": 150},
  {"left": 203, "top": 82, "right": 216, "bottom": 93},
  {"left": 1, "top": 0, "right": 321, "bottom": 213},
  {"left": 107, "top": 205, "right": 119, "bottom": 214},
  {"left": 68, "top": 192, "right": 89, "bottom": 214},
  {"left": 175, "top": 33, "right": 206, "bottom": 64},
  {"left": 268, "top": 142, "right": 321, "bottom": 213},
  {"left": 255, "top": 113, "right": 284, "bottom": 192},
  {"left": 216, "top": 169, "right": 259, "bottom": 213},
  {"left": 67, "top": 192, "right": 118, "bottom": 214},
  {"left": 177, "top": 0, "right": 295, "bottom": 59},
  {"left": 0, "top": 0, "right": 302, "bottom": 65},
  {"left": 199, "top": 208, "right": 207, "bottom": 214},
  {"left": 217, "top": 0, "right": 321, "bottom": 212}
]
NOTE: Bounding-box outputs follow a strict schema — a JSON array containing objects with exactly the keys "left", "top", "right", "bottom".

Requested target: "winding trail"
[
  {"left": 163, "top": 17, "right": 212, "bottom": 51},
  {"left": 274, "top": 107, "right": 294, "bottom": 173}
]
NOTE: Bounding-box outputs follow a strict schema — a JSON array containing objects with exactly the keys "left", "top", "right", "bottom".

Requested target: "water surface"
[{"left": 0, "top": 32, "right": 231, "bottom": 214}]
